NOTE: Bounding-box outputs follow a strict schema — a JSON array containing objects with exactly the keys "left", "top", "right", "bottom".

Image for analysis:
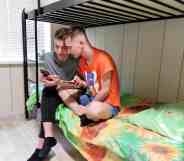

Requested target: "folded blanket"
[{"left": 127, "top": 102, "right": 184, "bottom": 143}]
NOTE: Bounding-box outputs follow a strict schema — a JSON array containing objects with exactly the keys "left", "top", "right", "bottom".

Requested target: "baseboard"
[{"left": 0, "top": 112, "right": 25, "bottom": 121}]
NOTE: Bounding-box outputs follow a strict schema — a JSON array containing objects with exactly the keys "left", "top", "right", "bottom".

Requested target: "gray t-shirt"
[{"left": 42, "top": 52, "right": 78, "bottom": 81}]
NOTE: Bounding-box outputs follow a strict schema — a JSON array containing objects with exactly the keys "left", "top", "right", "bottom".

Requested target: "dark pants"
[
  {"left": 38, "top": 87, "right": 89, "bottom": 138},
  {"left": 39, "top": 87, "right": 62, "bottom": 138}
]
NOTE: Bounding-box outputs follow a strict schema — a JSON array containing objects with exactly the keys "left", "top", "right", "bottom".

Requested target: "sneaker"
[{"left": 27, "top": 149, "right": 41, "bottom": 161}]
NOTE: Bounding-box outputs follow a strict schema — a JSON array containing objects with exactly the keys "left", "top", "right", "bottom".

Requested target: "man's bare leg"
[
  {"left": 37, "top": 123, "right": 57, "bottom": 159},
  {"left": 43, "top": 122, "right": 55, "bottom": 137},
  {"left": 58, "top": 90, "right": 114, "bottom": 121},
  {"left": 84, "top": 101, "right": 114, "bottom": 121},
  {"left": 58, "top": 89, "right": 85, "bottom": 115}
]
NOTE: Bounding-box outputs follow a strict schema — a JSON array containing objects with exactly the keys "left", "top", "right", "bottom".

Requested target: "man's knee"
[
  {"left": 86, "top": 102, "right": 103, "bottom": 119},
  {"left": 42, "top": 87, "right": 56, "bottom": 97},
  {"left": 42, "top": 87, "right": 50, "bottom": 96},
  {"left": 86, "top": 101, "right": 112, "bottom": 120}
]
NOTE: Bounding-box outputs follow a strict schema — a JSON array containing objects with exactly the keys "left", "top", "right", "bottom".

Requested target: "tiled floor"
[{"left": 0, "top": 118, "right": 86, "bottom": 161}]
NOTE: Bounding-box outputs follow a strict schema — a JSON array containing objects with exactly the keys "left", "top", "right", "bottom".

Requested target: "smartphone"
[
  {"left": 63, "top": 80, "right": 75, "bottom": 84},
  {"left": 40, "top": 69, "right": 50, "bottom": 77}
]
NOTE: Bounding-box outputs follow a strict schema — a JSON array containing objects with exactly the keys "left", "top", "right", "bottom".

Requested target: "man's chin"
[
  {"left": 70, "top": 53, "right": 79, "bottom": 58},
  {"left": 74, "top": 55, "right": 80, "bottom": 58},
  {"left": 57, "top": 55, "right": 68, "bottom": 61}
]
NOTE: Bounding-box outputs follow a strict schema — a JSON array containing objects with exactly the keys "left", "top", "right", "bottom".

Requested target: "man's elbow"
[{"left": 103, "top": 88, "right": 110, "bottom": 98}]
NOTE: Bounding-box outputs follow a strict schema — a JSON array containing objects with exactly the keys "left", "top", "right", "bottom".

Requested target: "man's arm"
[{"left": 93, "top": 71, "right": 112, "bottom": 102}]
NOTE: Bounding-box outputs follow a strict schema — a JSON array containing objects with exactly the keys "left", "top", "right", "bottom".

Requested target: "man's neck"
[{"left": 84, "top": 45, "right": 93, "bottom": 64}]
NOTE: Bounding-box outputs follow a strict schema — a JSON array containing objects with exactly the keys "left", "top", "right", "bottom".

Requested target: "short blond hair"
[
  {"left": 54, "top": 28, "right": 71, "bottom": 40},
  {"left": 70, "top": 26, "right": 87, "bottom": 39}
]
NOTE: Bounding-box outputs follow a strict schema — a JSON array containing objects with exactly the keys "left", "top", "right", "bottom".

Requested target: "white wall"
[
  {"left": 0, "top": 65, "right": 24, "bottom": 118},
  {"left": 86, "top": 18, "right": 184, "bottom": 103},
  {"left": 0, "top": 0, "right": 37, "bottom": 60}
]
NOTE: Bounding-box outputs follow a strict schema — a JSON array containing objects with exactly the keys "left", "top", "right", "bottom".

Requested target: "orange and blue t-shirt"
[{"left": 78, "top": 47, "right": 120, "bottom": 109}]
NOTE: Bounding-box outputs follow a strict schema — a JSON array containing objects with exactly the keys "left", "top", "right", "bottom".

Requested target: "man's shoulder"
[
  {"left": 68, "top": 55, "right": 79, "bottom": 63},
  {"left": 68, "top": 55, "right": 76, "bottom": 60},
  {"left": 42, "top": 52, "right": 54, "bottom": 61},
  {"left": 94, "top": 48, "right": 113, "bottom": 62}
]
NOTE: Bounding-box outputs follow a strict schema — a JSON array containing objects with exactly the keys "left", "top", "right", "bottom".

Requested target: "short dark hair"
[
  {"left": 54, "top": 27, "right": 71, "bottom": 40},
  {"left": 70, "top": 26, "right": 87, "bottom": 38}
]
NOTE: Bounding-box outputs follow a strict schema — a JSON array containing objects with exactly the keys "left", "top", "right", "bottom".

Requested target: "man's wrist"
[
  {"left": 81, "top": 81, "right": 87, "bottom": 88},
  {"left": 56, "top": 79, "right": 62, "bottom": 90},
  {"left": 57, "top": 79, "right": 63, "bottom": 85}
]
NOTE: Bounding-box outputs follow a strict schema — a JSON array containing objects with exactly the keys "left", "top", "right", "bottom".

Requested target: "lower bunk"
[{"left": 27, "top": 92, "right": 184, "bottom": 161}]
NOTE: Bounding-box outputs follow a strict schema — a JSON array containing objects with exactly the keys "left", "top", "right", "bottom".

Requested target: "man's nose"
[
  {"left": 65, "top": 40, "right": 72, "bottom": 47},
  {"left": 58, "top": 47, "right": 62, "bottom": 53},
  {"left": 66, "top": 48, "right": 71, "bottom": 55}
]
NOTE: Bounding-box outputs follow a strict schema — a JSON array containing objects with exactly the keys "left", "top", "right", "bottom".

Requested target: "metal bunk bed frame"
[{"left": 22, "top": 0, "right": 184, "bottom": 119}]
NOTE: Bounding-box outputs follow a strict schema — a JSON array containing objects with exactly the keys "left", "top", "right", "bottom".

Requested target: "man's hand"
[
  {"left": 72, "top": 75, "right": 87, "bottom": 88},
  {"left": 41, "top": 74, "right": 60, "bottom": 87},
  {"left": 72, "top": 105, "right": 87, "bottom": 116}
]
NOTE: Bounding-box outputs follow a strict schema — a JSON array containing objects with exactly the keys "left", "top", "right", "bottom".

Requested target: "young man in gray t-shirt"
[
  {"left": 43, "top": 51, "right": 78, "bottom": 81},
  {"left": 27, "top": 28, "right": 78, "bottom": 161}
]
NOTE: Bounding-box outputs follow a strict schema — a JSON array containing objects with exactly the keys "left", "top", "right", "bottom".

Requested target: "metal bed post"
[
  {"left": 38, "top": 0, "right": 41, "bottom": 14},
  {"left": 22, "top": 9, "right": 29, "bottom": 119},
  {"left": 34, "top": 9, "right": 40, "bottom": 109}
]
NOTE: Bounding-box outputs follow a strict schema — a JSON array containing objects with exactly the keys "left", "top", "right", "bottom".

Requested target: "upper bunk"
[{"left": 26, "top": 0, "right": 184, "bottom": 28}]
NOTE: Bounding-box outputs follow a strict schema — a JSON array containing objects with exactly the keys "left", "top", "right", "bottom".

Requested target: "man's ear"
[
  {"left": 80, "top": 41, "right": 85, "bottom": 54},
  {"left": 80, "top": 41, "right": 84, "bottom": 45},
  {"left": 80, "top": 41, "right": 85, "bottom": 50}
]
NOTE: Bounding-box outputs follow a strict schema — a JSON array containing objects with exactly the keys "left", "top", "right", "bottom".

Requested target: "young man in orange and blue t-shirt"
[{"left": 64, "top": 26, "right": 121, "bottom": 123}]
